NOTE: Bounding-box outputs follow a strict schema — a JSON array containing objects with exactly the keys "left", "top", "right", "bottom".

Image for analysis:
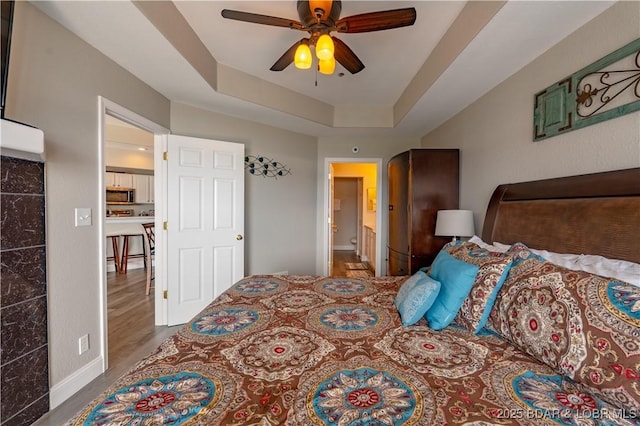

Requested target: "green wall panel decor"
[{"left": 534, "top": 38, "right": 640, "bottom": 141}]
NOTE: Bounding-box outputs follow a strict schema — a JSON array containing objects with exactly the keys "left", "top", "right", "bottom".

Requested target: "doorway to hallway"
[{"left": 324, "top": 159, "right": 381, "bottom": 277}]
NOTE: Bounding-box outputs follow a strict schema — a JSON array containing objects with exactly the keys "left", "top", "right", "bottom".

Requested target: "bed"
[{"left": 68, "top": 168, "right": 640, "bottom": 425}]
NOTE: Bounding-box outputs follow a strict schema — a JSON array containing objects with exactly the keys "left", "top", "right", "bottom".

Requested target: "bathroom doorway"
[{"left": 325, "top": 160, "right": 381, "bottom": 277}]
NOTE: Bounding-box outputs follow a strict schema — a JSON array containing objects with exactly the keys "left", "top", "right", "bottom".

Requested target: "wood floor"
[
  {"left": 332, "top": 249, "right": 374, "bottom": 277},
  {"left": 35, "top": 253, "right": 369, "bottom": 425},
  {"left": 34, "top": 268, "right": 181, "bottom": 426}
]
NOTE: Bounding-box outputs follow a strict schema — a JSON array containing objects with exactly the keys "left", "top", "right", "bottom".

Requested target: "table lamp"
[{"left": 434, "top": 210, "right": 475, "bottom": 243}]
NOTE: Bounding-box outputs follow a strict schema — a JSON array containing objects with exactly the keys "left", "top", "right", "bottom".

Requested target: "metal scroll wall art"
[
  {"left": 534, "top": 38, "right": 640, "bottom": 141},
  {"left": 245, "top": 155, "right": 291, "bottom": 178}
]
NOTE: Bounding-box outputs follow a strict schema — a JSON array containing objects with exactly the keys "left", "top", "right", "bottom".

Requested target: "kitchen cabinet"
[
  {"left": 133, "top": 174, "right": 154, "bottom": 204},
  {"left": 106, "top": 171, "right": 134, "bottom": 188},
  {"left": 387, "top": 149, "right": 459, "bottom": 275}
]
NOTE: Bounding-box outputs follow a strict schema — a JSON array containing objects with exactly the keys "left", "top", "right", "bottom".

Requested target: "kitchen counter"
[
  {"left": 105, "top": 217, "right": 154, "bottom": 240},
  {"left": 106, "top": 216, "right": 155, "bottom": 224},
  {"left": 105, "top": 217, "right": 154, "bottom": 272}
]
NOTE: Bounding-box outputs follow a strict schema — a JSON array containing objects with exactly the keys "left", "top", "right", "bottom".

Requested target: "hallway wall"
[{"left": 333, "top": 178, "right": 358, "bottom": 249}]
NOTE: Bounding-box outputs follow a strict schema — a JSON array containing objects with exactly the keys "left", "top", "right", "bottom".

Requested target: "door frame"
[
  {"left": 322, "top": 157, "right": 382, "bottom": 276},
  {"left": 98, "top": 97, "right": 169, "bottom": 371}
]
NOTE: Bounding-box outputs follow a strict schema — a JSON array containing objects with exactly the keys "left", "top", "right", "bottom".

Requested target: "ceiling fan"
[{"left": 221, "top": 0, "right": 416, "bottom": 75}]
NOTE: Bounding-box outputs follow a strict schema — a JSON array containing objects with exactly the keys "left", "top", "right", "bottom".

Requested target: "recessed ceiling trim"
[
  {"left": 132, "top": 0, "right": 218, "bottom": 91},
  {"left": 394, "top": 1, "right": 507, "bottom": 126},
  {"left": 217, "top": 64, "right": 335, "bottom": 127}
]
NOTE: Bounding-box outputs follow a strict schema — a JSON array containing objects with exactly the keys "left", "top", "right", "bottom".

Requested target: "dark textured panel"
[
  {"left": 1, "top": 394, "right": 49, "bottom": 426},
  {"left": 0, "top": 346, "right": 48, "bottom": 422},
  {"left": 0, "top": 156, "right": 44, "bottom": 195},
  {"left": 0, "top": 194, "right": 45, "bottom": 250},
  {"left": 1, "top": 297, "right": 48, "bottom": 364},
  {"left": 1, "top": 246, "right": 46, "bottom": 307},
  {"left": 482, "top": 168, "right": 640, "bottom": 264}
]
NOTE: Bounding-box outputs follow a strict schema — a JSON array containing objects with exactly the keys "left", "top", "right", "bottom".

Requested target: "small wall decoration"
[
  {"left": 244, "top": 155, "right": 291, "bottom": 178},
  {"left": 533, "top": 38, "right": 640, "bottom": 141}
]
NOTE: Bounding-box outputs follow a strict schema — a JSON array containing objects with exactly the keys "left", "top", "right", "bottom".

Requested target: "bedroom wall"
[
  {"left": 6, "top": 0, "right": 170, "bottom": 405},
  {"left": 170, "top": 102, "right": 318, "bottom": 275},
  {"left": 421, "top": 1, "right": 640, "bottom": 235}
]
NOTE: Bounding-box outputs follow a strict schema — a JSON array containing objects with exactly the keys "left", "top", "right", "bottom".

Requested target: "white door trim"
[
  {"left": 322, "top": 157, "right": 382, "bottom": 276},
  {"left": 98, "top": 97, "right": 169, "bottom": 372}
]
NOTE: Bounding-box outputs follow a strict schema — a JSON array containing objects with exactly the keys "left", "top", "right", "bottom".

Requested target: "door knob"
[{"left": 236, "top": 235, "right": 243, "bottom": 240}]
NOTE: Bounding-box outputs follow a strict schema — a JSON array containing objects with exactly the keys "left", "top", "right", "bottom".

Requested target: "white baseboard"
[
  {"left": 334, "top": 244, "right": 356, "bottom": 251},
  {"left": 49, "top": 356, "right": 103, "bottom": 409}
]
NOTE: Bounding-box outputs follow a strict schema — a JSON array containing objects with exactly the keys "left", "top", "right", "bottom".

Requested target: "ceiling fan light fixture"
[
  {"left": 315, "top": 34, "right": 334, "bottom": 61},
  {"left": 318, "top": 57, "right": 335, "bottom": 75},
  {"left": 294, "top": 43, "right": 312, "bottom": 69}
]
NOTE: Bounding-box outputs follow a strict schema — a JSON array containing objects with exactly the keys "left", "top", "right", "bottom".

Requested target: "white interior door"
[{"left": 166, "top": 134, "right": 244, "bottom": 325}]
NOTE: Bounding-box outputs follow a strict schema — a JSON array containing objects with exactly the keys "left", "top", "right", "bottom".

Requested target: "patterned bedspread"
[{"left": 68, "top": 275, "right": 639, "bottom": 425}]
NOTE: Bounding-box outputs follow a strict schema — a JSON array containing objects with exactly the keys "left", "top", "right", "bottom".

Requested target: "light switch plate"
[{"left": 75, "top": 208, "right": 92, "bottom": 227}]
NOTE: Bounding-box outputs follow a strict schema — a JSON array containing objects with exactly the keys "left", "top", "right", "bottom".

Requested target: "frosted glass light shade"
[
  {"left": 294, "top": 43, "right": 312, "bottom": 69},
  {"left": 318, "top": 57, "right": 335, "bottom": 74},
  {"left": 435, "top": 210, "right": 475, "bottom": 240},
  {"left": 315, "top": 34, "right": 334, "bottom": 61}
]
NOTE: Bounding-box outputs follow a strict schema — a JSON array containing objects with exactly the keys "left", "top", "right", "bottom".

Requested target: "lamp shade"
[
  {"left": 315, "top": 34, "right": 334, "bottom": 61},
  {"left": 318, "top": 57, "right": 335, "bottom": 74},
  {"left": 434, "top": 210, "right": 475, "bottom": 239},
  {"left": 294, "top": 43, "right": 312, "bottom": 69}
]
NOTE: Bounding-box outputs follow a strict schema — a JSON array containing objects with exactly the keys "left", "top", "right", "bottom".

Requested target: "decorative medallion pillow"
[
  {"left": 394, "top": 271, "right": 441, "bottom": 326},
  {"left": 490, "top": 255, "right": 640, "bottom": 411},
  {"left": 443, "top": 242, "right": 515, "bottom": 334}
]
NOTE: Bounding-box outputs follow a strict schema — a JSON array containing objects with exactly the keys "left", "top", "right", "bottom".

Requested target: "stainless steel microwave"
[{"left": 106, "top": 187, "right": 135, "bottom": 204}]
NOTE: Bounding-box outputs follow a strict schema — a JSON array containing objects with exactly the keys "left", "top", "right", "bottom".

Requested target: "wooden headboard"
[{"left": 482, "top": 168, "right": 640, "bottom": 264}]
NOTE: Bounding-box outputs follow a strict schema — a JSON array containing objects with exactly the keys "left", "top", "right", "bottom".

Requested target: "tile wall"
[{"left": 0, "top": 155, "right": 49, "bottom": 425}]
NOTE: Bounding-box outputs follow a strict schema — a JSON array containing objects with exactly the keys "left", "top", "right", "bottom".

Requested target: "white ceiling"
[{"left": 33, "top": 0, "right": 615, "bottom": 138}]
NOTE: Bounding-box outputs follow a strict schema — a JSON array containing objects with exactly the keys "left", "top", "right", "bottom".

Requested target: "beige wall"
[
  {"left": 170, "top": 102, "right": 318, "bottom": 275},
  {"left": 7, "top": 1, "right": 170, "bottom": 395},
  {"left": 422, "top": 1, "right": 640, "bottom": 236}
]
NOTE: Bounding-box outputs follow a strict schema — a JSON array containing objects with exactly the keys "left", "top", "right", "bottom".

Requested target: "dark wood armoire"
[{"left": 387, "top": 149, "right": 459, "bottom": 275}]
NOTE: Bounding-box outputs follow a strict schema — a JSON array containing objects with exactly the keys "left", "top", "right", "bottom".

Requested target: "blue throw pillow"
[
  {"left": 395, "top": 271, "right": 441, "bottom": 326},
  {"left": 425, "top": 250, "right": 479, "bottom": 330},
  {"left": 394, "top": 270, "right": 427, "bottom": 310}
]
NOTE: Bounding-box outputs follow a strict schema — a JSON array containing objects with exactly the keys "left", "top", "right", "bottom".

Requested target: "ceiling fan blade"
[
  {"left": 332, "top": 37, "right": 364, "bottom": 74},
  {"left": 221, "top": 9, "right": 303, "bottom": 30},
  {"left": 270, "top": 39, "right": 307, "bottom": 71},
  {"left": 336, "top": 8, "right": 416, "bottom": 33}
]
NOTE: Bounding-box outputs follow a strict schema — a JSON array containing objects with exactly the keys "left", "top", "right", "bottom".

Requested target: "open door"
[{"left": 166, "top": 134, "right": 244, "bottom": 325}]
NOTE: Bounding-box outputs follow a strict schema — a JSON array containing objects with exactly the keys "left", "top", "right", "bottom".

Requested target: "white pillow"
[
  {"left": 468, "top": 235, "right": 509, "bottom": 253},
  {"left": 571, "top": 254, "right": 640, "bottom": 286}
]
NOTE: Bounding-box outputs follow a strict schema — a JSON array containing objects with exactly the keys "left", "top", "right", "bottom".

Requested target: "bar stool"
[
  {"left": 119, "top": 233, "right": 146, "bottom": 274},
  {"left": 141, "top": 223, "right": 155, "bottom": 295},
  {"left": 106, "top": 234, "right": 121, "bottom": 273}
]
